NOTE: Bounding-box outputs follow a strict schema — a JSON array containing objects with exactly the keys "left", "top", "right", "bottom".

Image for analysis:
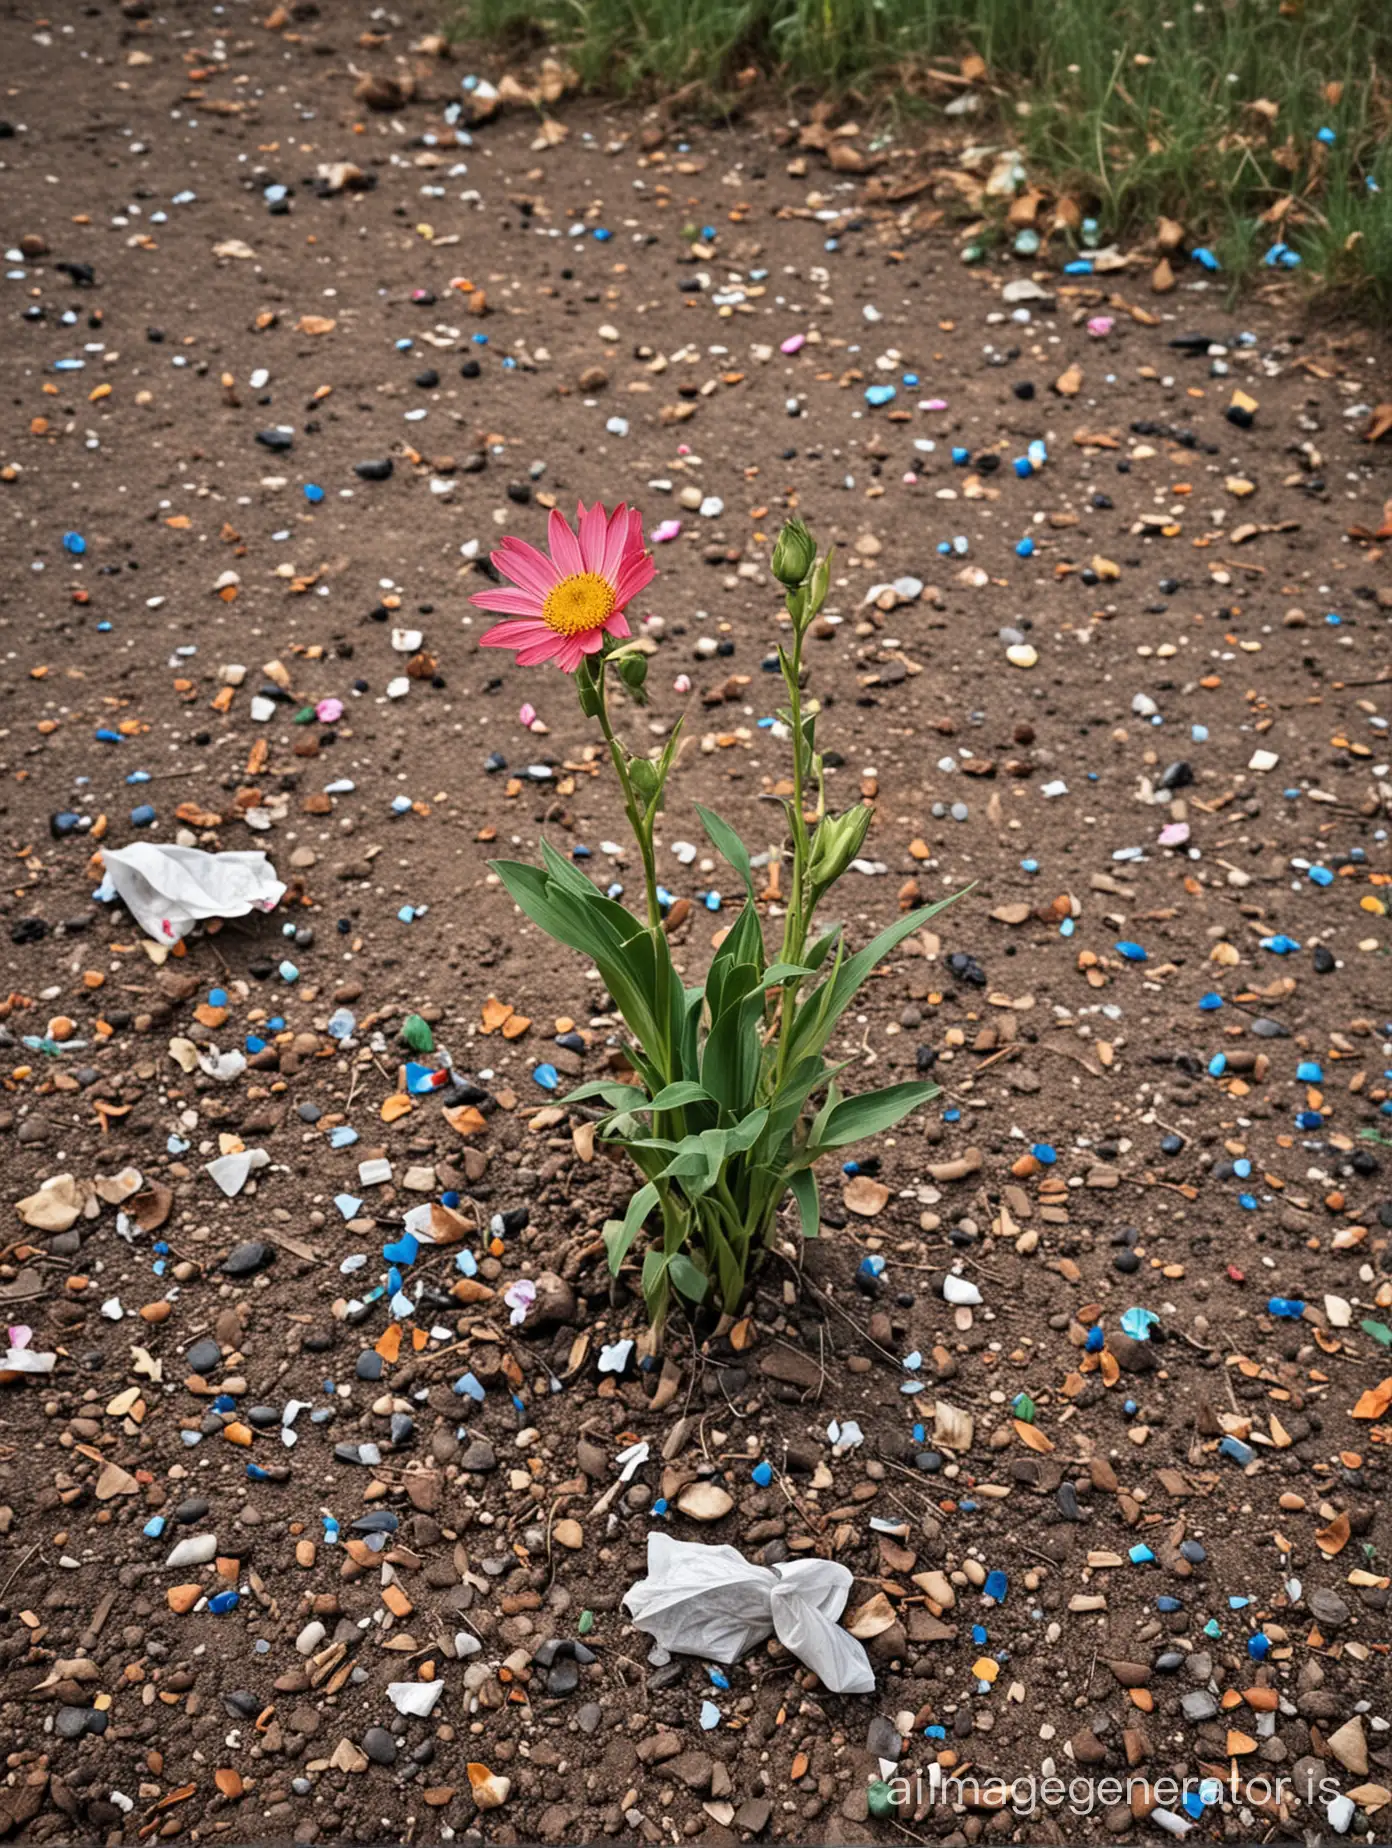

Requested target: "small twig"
[
  {"left": 0, "top": 1543, "right": 43, "bottom": 1604},
  {"left": 795, "top": 1268, "right": 903, "bottom": 1370}
]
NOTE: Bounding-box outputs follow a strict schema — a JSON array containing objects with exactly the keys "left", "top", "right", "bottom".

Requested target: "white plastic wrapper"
[
  {"left": 99, "top": 844, "right": 285, "bottom": 944},
  {"left": 623, "top": 1533, "right": 874, "bottom": 1694}
]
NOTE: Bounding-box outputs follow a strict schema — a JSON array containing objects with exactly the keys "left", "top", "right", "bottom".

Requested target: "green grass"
[{"left": 452, "top": 0, "right": 1392, "bottom": 319}]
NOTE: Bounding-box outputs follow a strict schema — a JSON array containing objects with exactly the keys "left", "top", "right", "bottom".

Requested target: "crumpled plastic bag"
[
  {"left": 98, "top": 844, "right": 285, "bottom": 944},
  {"left": 623, "top": 1532, "right": 874, "bottom": 1694}
]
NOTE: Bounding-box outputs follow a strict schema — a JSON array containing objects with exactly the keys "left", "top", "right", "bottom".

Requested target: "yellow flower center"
[{"left": 542, "top": 571, "right": 615, "bottom": 637}]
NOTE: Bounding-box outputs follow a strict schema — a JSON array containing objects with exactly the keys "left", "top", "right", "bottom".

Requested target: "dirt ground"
[{"left": 0, "top": 1, "right": 1391, "bottom": 1843}]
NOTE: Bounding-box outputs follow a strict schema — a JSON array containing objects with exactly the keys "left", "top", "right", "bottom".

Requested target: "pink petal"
[
  {"left": 603, "top": 611, "right": 631, "bottom": 640},
  {"left": 577, "top": 500, "right": 609, "bottom": 574},
  {"left": 576, "top": 627, "right": 606, "bottom": 655},
  {"left": 612, "top": 551, "right": 656, "bottom": 610},
  {"left": 470, "top": 585, "right": 545, "bottom": 617},
  {"left": 492, "top": 536, "right": 560, "bottom": 599},
  {"left": 480, "top": 618, "right": 553, "bottom": 650},
  {"left": 554, "top": 635, "right": 589, "bottom": 673},
  {"left": 599, "top": 502, "right": 632, "bottom": 582},
  {"left": 547, "top": 507, "right": 585, "bottom": 578},
  {"left": 514, "top": 635, "right": 566, "bottom": 666}
]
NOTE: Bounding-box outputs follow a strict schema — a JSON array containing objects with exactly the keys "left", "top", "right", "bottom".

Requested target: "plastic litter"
[
  {"left": 98, "top": 844, "right": 285, "bottom": 944},
  {"left": 623, "top": 1532, "right": 875, "bottom": 1694}
]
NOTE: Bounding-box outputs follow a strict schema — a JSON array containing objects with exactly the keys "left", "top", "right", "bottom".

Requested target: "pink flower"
[{"left": 471, "top": 501, "right": 655, "bottom": 674}]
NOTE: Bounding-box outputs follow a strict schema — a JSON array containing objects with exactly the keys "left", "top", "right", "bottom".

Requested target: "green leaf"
[
  {"left": 646, "top": 1080, "right": 715, "bottom": 1113},
  {"left": 701, "top": 984, "right": 766, "bottom": 1115},
  {"left": 667, "top": 1252, "right": 709, "bottom": 1302},
  {"left": 604, "top": 1181, "right": 658, "bottom": 1275},
  {"left": 788, "top": 1166, "right": 820, "bottom": 1238},
  {"left": 803, "top": 928, "right": 841, "bottom": 972},
  {"left": 661, "top": 1127, "right": 728, "bottom": 1196},
  {"left": 758, "top": 961, "right": 817, "bottom": 990},
  {"left": 645, "top": 717, "right": 686, "bottom": 821},
  {"left": 811, "top": 1080, "right": 939, "bottom": 1151},
  {"left": 640, "top": 1247, "right": 671, "bottom": 1321},
  {"left": 705, "top": 1219, "right": 746, "bottom": 1315},
  {"left": 725, "top": 1106, "right": 769, "bottom": 1156},
  {"left": 694, "top": 801, "right": 757, "bottom": 901},
  {"left": 790, "top": 890, "right": 967, "bottom": 1068},
  {"left": 705, "top": 901, "right": 765, "bottom": 1023},
  {"left": 562, "top": 1080, "right": 649, "bottom": 1112}
]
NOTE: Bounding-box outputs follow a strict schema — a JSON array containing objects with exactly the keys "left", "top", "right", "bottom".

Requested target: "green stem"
[
  {"left": 771, "top": 625, "right": 812, "bottom": 1096},
  {"left": 594, "top": 661, "right": 663, "bottom": 931},
  {"left": 779, "top": 627, "right": 811, "bottom": 968}
]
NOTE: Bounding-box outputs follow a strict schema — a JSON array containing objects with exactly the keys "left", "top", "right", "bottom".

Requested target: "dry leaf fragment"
[
  {"left": 842, "top": 1174, "right": 889, "bottom": 1216},
  {"left": 1315, "top": 1510, "right": 1350, "bottom": 1556}
]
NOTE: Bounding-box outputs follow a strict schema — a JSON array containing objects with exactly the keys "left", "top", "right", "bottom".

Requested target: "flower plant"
[{"left": 478, "top": 503, "right": 955, "bottom": 1327}]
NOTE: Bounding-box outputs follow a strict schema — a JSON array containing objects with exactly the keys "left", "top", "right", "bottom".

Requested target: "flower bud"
[
  {"left": 617, "top": 651, "right": 649, "bottom": 695},
  {"left": 771, "top": 518, "right": 817, "bottom": 588},
  {"left": 807, "top": 803, "right": 873, "bottom": 900}
]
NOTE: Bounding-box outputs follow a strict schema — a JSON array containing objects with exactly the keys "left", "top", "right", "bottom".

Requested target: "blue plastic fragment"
[
  {"left": 1267, "top": 1296, "right": 1306, "bottom": 1319},
  {"left": 983, "top": 1570, "right": 1008, "bottom": 1603},
  {"left": 1114, "top": 940, "right": 1147, "bottom": 962},
  {"left": 1120, "top": 1306, "right": 1158, "bottom": 1342}
]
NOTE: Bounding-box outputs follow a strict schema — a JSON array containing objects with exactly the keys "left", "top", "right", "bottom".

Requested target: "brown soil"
[{"left": 0, "top": 3, "right": 1390, "bottom": 1845}]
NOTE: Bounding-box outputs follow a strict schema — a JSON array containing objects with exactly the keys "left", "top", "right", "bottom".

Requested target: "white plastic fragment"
[
  {"left": 623, "top": 1532, "right": 875, "bottom": 1694},
  {"left": 166, "top": 1534, "right": 218, "bottom": 1569},
  {"left": 387, "top": 1680, "right": 445, "bottom": 1718},
  {"left": 205, "top": 1148, "right": 270, "bottom": 1197},
  {"left": 942, "top": 1273, "right": 983, "bottom": 1306},
  {"left": 98, "top": 845, "right": 285, "bottom": 945}
]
